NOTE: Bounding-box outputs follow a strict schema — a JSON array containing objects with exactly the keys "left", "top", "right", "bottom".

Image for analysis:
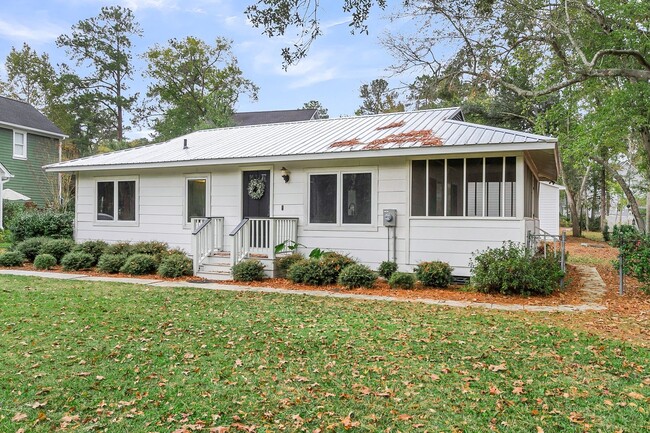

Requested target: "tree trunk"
[
  {"left": 600, "top": 165, "right": 607, "bottom": 231},
  {"left": 591, "top": 156, "right": 646, "bottom": 233},
  {"left": 556, "top": 147, "right": 581, "bottom": 237}
]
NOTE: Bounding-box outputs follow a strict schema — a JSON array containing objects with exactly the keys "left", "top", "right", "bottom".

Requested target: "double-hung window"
[
  {"left": 13, "top": 131, "right": 27, "bottom": 159},
  {"left": 309, "top": 171, "right": 374, "bottom": 226},
  {"left": 412, "top": 157, "right": 517, "bottom": 217},
  {"left": 96, "top": 177, "right": 138, "bottom": 223}
]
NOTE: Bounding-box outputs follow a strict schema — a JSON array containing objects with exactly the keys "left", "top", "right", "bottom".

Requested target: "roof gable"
[{"left": 0, "top": 96, "right": 64, "bottom": 137}]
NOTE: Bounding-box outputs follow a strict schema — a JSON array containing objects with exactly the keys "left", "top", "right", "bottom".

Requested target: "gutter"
[{"left": 0, "top": 121, "right": 68, "bottom": 139}]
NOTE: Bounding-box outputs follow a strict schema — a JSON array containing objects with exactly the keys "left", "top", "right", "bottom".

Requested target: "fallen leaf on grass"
[
  {"left": 628, "top": 392, "right": 645, "bottom": 400},
  {"left": 489, "top": 364, "right": 507, "bottom": 372},
  {"left": 11, "top": 413, "right": 27, "bottom": 422},
  {"left": 397, "top": 414, "right": 412, "bottom": 421},
  {"left": 341, "top": 415, "right": 360, "bottom": 429}
]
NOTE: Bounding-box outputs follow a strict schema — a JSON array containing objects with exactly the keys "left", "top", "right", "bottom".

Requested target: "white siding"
[{"left": 538, "top": 182, "right": 560, "bottom": 236}]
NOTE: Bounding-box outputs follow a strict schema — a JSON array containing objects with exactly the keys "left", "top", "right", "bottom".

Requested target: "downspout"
[{"left": 58, "top": 139, "right": 63, "bottom": 208}]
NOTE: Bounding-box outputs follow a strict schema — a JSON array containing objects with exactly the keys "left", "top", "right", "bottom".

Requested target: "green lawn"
[{"left": 1, "top": 276, "right": 648, "bottom": 432}]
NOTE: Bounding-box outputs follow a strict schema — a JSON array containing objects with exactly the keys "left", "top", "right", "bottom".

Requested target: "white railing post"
[{"left": 270, "top": 219, "right": 277, "bottom": 260}]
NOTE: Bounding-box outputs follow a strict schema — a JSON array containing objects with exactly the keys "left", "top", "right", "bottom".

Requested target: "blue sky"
[{"left": 0, "top": 0, "right": 411, "bottom": 139}]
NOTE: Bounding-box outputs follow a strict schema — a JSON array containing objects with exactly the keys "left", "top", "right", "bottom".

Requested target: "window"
[
  {"left": 13, "top": 131, "right": 26, "bottom": 159},
  {"left": 309, "top": 171, "right": 374, "bottom": 225},
  {"left": 186, "top": 177, "right": 208, "bottom": 223},
  {"left": 96, "top": 178, "right": 137, "bottom": 223},
  {"left": 411, "top": 157, "right": 517, "bottom": 218}
]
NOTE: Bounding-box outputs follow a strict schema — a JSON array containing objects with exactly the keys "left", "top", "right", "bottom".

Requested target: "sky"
[{"left": 0, "top": 0, "right": 412, "bottom": 140}]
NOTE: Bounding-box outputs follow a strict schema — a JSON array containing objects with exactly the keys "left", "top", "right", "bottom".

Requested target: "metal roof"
[
  {"left": 0, "top": 96, "right": 65, "bottom": 137},
  {"left": 45, "top": 108, "right": 557, "bottom": 177},
  {"left": 231, "top": 109, "right": 318, "bottom": 126}
]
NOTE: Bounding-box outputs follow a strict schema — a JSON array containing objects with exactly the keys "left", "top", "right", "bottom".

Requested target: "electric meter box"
[{"left": 383, "top": 209, "right": 397, "bottom": 227}]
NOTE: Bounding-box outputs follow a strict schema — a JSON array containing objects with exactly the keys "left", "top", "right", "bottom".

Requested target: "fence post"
[{"left": 618, "top": 231, "right": 624, "bottom": 295}]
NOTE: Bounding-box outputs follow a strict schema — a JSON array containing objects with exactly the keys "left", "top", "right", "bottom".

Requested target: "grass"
[{"left": 1, "top": 275, "right": 648, "bottom": 432}]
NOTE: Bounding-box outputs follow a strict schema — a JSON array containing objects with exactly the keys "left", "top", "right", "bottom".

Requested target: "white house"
[{"left": 45, "top": 108, "right": 558, "bottom": 278}]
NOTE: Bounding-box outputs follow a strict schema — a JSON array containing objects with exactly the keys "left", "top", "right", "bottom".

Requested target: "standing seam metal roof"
[{"left": 45, "top": 108, "right": 556, "bottom": 170}]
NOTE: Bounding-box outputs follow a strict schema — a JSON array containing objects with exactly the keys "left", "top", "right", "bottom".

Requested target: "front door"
[{"left": 242, "top": 170, "right": 270, "bottom": 218}]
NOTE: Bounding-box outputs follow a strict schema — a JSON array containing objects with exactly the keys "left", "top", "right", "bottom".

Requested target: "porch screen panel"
[
  {"left": 187, "top": 179, "right": 207, "bottom": 223},
  {"left": 485, "top": 157, "right": 503, "bottom": 217},
  {"left": 97, "top": 181, "right": 114, "bottom": 220},
  {"left": 428, "top": 160, "right": 444, "bottom": 216},
  {"left": 466, "top": 158, "right": 484, "bottom": 217},
  {"left": 504, "top": 157, "right": 516, "bottom": 217},
  {"left": 118, "top": 181, "right": 136, "bottom": 221},
  {"left": 310, "top": 174, "right": 337, "bottom": 223},
  {"left": 411, "top": 160, "right": 426, "bottom": 216},
  {"left": 447, "top": 159, "right": 464, "bottom": 216},
  {"left": 342, "top": 173, "right": 371, "bottom": 224}
]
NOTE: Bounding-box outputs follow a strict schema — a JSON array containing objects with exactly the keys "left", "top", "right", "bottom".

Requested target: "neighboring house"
[
  {"left": 231, "top": 109, "right": 318, "bottom": 127},
  {"left": 45, "top": 108, "right": 558, "bottom": 278},
  {"left": 0, "top": 96, "right": 66, "bottom": 207},
  {"left": 538, "top": 182, "right": 565, "bottom": 237}
]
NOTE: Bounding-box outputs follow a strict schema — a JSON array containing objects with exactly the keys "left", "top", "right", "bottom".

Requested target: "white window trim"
[
  {"left": 184, "top": 173, "right": 211, "bottom": 228},
  {"left": 93, "top": 176, "right": 139, "bottom": 226},
  {"left": 13, "top": 130, "right": 27, "bottom": 160},
  {"left": 306, "top": 167, "right": 377, "bottom": 230}
]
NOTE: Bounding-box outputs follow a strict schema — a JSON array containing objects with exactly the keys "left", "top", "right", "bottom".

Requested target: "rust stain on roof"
[
  {"left": 375, "top": 121, "right": 406, "bottom": 131},
  {"left": 362, "top": 130, "right": 443, "bottom": 150},
  {"left": 330, "top": 138, "right": 361, "bottom": 148}
]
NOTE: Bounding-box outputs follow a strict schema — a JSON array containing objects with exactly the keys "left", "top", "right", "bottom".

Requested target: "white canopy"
[{"left": 2, "top": 188, "right": 31, "bottom": 201}]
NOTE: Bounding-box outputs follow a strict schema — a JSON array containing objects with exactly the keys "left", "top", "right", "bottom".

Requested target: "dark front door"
[{"left": 242, "top": 170, "right": 270, "bottom": 218}]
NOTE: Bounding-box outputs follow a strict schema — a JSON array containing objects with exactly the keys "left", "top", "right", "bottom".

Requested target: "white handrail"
[
  {"left": 192, "top": 217, "right": 224, "bottom": 274},
  {"left": 230, "top": 217, "right": 299, "bottom": 267}
]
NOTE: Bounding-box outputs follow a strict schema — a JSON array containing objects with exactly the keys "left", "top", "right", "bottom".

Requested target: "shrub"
[
  {"left": 0, "top": 251, "right": 25, "bottom": 267},
  {"left": 274, "top": 252, "right": 304, "bottom": 279},
  {"left": 231, "top": 259, "right": 265, "bottom": 282},
  {"left": 287, "top": 259, "right": 325, "bottom": 285},
  {"left": 602, "top": 222, "right": 610, "bottom": 242},
  {"left": 378, "top": 261, "right": 398, "bottom": 279},
  {"left": 131, "top": 241, "right": 169, "bottom": 263},
  {"left": 97, "top": 253, "right": 128, "bottom": 274},
  {"left": 9, "top": 210, "right": 73, "bottom": 243},
  {"left": 415, "top": 261, "right": 453, "bottom": 288},
  {"left": 615, "top": 232, "right": 650, "bottom": 293},
  {"left": 338, "top": 264, "right": 377, "bottom": 289},
  {"left": 14, "top": 237, "right": 51, "bottom": 262},
  {"left": 388, "top": 272, "right": 416, "bottom": 289},
  {"left": 40, "top": 238, "right": 75, "bottom": 263},
  {"left": 74, "top": 240, "right": 109, "bottom": 265},
  {"left": 61, "top": 251, "right": 95, "bottom": 271},
  {"left": 470, "top": 242, "right": 564, "bottom": 296},
  {"left": 2, "top": 200, "right": 25, "bottom": 229},
  {"left": 120, "top": 254, "right": 158, "bottom": 275},
  {"left": 34, "top": 253, "right": 57, "bottom": 270},
  {"left": 104, "top": 242, "right": 133, "bottom": 256},
  {"left": 158, "top": 253, "right": 193, "bottom": 278},
  {"left": 320, "top": 252, "right": 356, "bottom": 284}
]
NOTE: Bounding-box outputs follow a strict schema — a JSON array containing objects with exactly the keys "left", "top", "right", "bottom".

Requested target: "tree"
[
  {"left": 56, "top": 5, "right": 142, "bottom": 141},
  {"left": 1, "top": 43, "right": 56, "bottom": 109},
  {"left": 141, "top": 36, "right": 258, "bottom": 141},
  {"left": 301, "top": 100, "right": 329, "bottom": 119},
  {"left": 355, "top": 78, "right": 404, "bottom": 115}
]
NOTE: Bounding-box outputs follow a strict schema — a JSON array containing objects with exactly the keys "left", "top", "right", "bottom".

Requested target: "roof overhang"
[
  {"left": 0, "top": 121, "right": 67, "bottom": 139},
  {"left": 45, "top": 141, "right": 558, "bottom": 174},
  {"left": 0, "top": 162, "right": 13, "bottom": 181}
]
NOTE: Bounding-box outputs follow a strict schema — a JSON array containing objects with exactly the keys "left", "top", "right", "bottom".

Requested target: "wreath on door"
[{"left": 247, "top": 177, "right": 266, "bottom": 200}]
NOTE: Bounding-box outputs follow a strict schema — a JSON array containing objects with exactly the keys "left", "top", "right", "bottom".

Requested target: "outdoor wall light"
[{"left": 281, "top": 167, "right": 290, "bottom": 183}]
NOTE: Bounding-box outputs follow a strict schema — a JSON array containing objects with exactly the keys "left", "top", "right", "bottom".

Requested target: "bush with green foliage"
[
  {"left": 104, "top": 241, "right": 134, "bottom": 256},
  {"left": 2, "top": 200, "right": 25, "bottom": 229},
  {"left": 320, "top": 251, "right": 356, "bottom": 284},
  {"left": 378, "top": 260, "right": 398, "bottom": 279},
  {"left": 158, "top": 253, "right": 193, "bottom": 278},
  {"left": 40, "top": 238, "right": 75, "bottom": 263},
  {"left": 34, "top": 253, "right": 57, "bottom": 270},
  {"left": 614, "top": 229, "right": 650, "bottom": 293},
  {"left": 14, "top": 237, "right": 51, "bottom": 262},
  {"left": 470, "top": 242, "right": 564, "bottom": 296},
  {"left": 415, "top": 261, "right": 453, "bottom": 288},
  {"left": 287, "top": 259, "right": 326, "bottom": 285},
  {"left": 0, "top": 251, "right": 25, "bottom": 267},
  {"left": 338, "top": 264, "right": 377, "bottom": 289},
  {"left": 131, "top": 241, "right": 169, "bottom": 263},
  {"left": 73, "top": 240, "right": 109, "bottom": 265},
  {"left": 388, "top": 272, "right": 416, "bottom": 289},
  {"left": 120, "top": 254, "right": 158, "bottom": 275},
  {"left": 231, "top": 259, "right": 265, "bottom": 282},
  {"left": 97, "top": 253, "right": 128, "bottom": 274},
  {"left": 274, "top": 252, "right": 304, "bottom": 279},
  {"left": 61, "top": 251, "right": 95, "bottom": 271},
  {"left": 9, "top": 210, "right": 73, "bottom": 243},
  {"left": 602, "top": 222, "right": 610, "bottom": 242}
]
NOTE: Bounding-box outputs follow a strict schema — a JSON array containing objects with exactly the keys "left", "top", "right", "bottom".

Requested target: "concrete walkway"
[{"left": 0, "top": 268, "right": 607, "bottom": 313}]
